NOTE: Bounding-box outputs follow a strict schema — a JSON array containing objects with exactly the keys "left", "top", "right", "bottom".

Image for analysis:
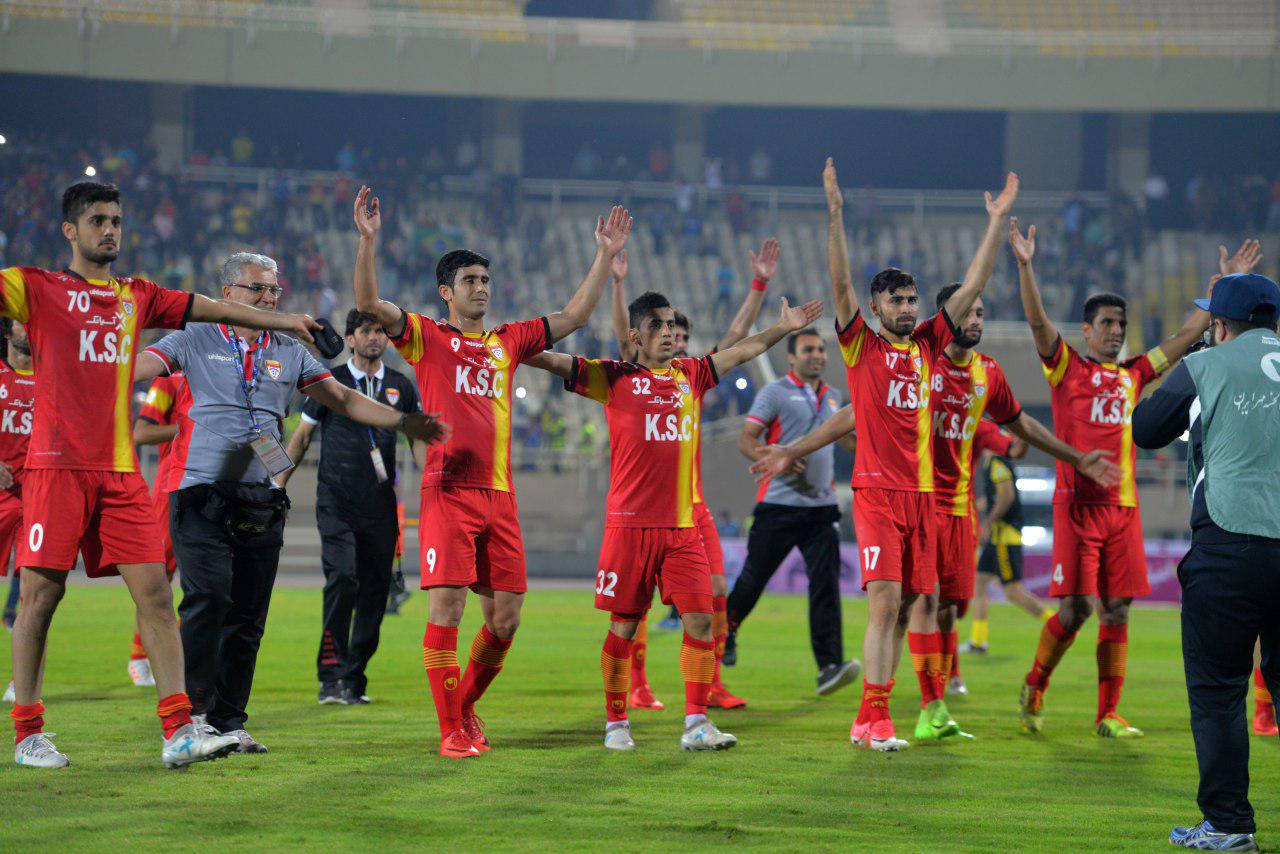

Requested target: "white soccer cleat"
[
  {"left": 223, "top": 729, "right": 268, "bottom": 754},
  {"left": 15, "top": 732, "right": 69, "bottom": 768},
  {"left": 3, "top": 680, "right": 14, "bottom": 703},
  {"left": 850, "top": 719, "right": 910, "bottom": 751},
  {"left": 604, "top": 722, "right": 636, "bottom": 751},
  {"left": 947, "top": 676, "right": 969, "bottom": 697},
  {"left": 162, "top": 722, "right": 239, "bottom": 769},
  {"left": 681, "top": 719, "right": 738, "bottom": 751},
  {"left": 128, "top": 658, "right": 156, "bottom": 687}
]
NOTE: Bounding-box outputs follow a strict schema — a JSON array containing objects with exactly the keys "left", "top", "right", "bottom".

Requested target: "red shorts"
[
  {"left": 596, "top": 526, "right": 713, "bottom": 616},
  {"left": 418, "top": 486, "right": 527, "bottom": 593},
  {"left": 0, "top": 492, "right": 21, "bottom": 577},
  {"left": 16, "top": 469, "right": 165, "bottom": 576},
  {"left": 693, "top": 502, "right": 725, "bottom": 576},
  {"left": 852, "top": 488, "right": 937, "bottom": 594},
  {"left": 935, "top": 509, "right": 978, "bottom": 602},
  {"left": 155, "top": 489, "right": 177, "bottom": 574},
  {"left": 1050, "top": 503, "right": 1149, "bottom": 598}
]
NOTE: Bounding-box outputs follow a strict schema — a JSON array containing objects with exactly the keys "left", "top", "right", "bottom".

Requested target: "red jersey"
[
  {"left": 138, "top": 374, "right": 193, "bottom": 497},
  {"left": 837, "top": 310, "right": 956, "bottom": 492},
  {"left": 567, "top": 355, "right": 719, "bottom": 528},
  {"left": 931, "top": 351, "right": 1021, "bottom": 516},
  {"left": 391, "top": 311, "right": 549, "bottom": 492},
  {"left": 973, "top": 418, "right": 1015, "bottom": 459},
  {"left": 0, "top": 267, "right": 192, "bottom": 473},
  {"left": 0, "top": 360, "right": 36, "bottom": 495},
  {"left": 1041, "top": 335, "right": 1168, "bottom": 507}
]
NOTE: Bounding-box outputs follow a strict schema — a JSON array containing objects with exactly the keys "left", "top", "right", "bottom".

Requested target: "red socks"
[
  {"left": 1027, "top": 613, "right": 1077, "bottom": 690},
  {"left": 11, "top": 701, "right": 44, "bottom": 745},
  {"left": 157, "top": 692, "right": 193, "bottom": 739},
  {"left": 1096, "top": 623, "right": 1128, "bottom": 722},
  {"left": 908, "top": 632, "right": 944, "bottom": 707},
  {"left": 1256, "top": 667, "right": 1274, "bottom": 708},
  {"left": 711, "top": 595, "right": 728, "bottom": 688},
  {"left": 680, "top": 633, "right": 715, "bottom": 715},
  {"left": 858, "top": 680, "right": 894, "bottom": 725},
  {"left": 423, "top": 623, "right": 462, "bottom": 738},
  {"left": 602, "top": 632, "right": 633, "bottom": 722},
  {"left": 630, "top": 617, "right": 649, "bottom": 689},
  {"left": 130, "top": 633, "right": 148, "bottom": 661},
  {"left": 460, "top": 625, "right": 513, "bottom": 713},
  {"left": 943, "top": 630, "right": 959, "bottom": 681}
]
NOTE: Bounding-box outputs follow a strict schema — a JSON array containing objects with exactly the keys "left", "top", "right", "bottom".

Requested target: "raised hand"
[
  {"left": 749, "top": 445, "right": 803, "bottom": 481},
  {"left": 595, "top": 205, "right": 634, "bottom": 258},
  {"left": 749, "top": 237, "right": 780, "bottom": 282},
  {"left": 1077, "top": 449, "right": 1121, "bottom": 488},
  {"left": 611, "top": 248, "right": 628, "bottom": 282},
  {"left": 985, "top": 172, "right": 1019, "bottom": 219},
  {"left": 779, "top": 297, "right": 823, "bottom": 331},
  {"left": 1219, "top": 238, "right": 1263, "bottom": 277},
  {"left": 823, "top": 157, "right": 843, "bottom": 212},
  {"left": 401, "top": 412, "right": 452, "bottom": 446},
  {"left": 354, "top": 185, "right": 381, "bottom": 238},
  {"left": 1009, "top": 217, "right": 1036, "bottom": 265}
]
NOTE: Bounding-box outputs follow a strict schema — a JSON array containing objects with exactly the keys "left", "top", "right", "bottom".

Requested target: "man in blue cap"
[{"left": 1134, "top": 271, "right": 1280, "bottom": 853}]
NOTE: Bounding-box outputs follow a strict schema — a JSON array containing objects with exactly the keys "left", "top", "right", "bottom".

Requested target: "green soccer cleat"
[
  {"left": 913, "top": 707, "right": 941, "bottom": 742},
  {"left": 1095, "top": 714, "right": 1144, "bottom": 739},
  {"left": 1019, "top": 684, "right": 1045, "bottom": 734},
  {"left": 913, "top": 700, "right": 973, "bottom": 742}
]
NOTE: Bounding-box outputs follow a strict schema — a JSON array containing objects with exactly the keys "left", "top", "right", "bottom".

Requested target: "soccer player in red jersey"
[
  {"left": 751, "top": 158, "right": 1016, "bottom": 749},
  {"left": 1010, "top": 220, "right": 1261, "bottom": 738},
  {"left": 605, "top": 240, "right": 774, "bottom": 712},
  {"left": 908, "top": 282, "right": 1120, "bottom": 740},
  {"left": 126, "top": 374, "right": 194, "bottom": 687},
  {"left": 1254, "top": 641, "right": 1277, "bottom": 737},
  {"left": 0, "top": 319, "right": 35, "bottom": 703},
  {"left": 527, "top": 290, "right": 822, "bottom": 750},
  {"left": 351, "top": 185, "right": 632, "bottom": 758},
  {"left": 1, "top": 181, "right": 321, "bottom": 769}
]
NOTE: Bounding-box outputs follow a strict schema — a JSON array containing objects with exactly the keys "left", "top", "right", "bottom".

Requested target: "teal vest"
[{"left": 1183, "top": 327, "right": 1280, "bottom": 538}]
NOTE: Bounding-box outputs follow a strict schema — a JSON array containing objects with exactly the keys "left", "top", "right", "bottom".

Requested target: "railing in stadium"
[{"left": 7, "top": 0, "right": 1277, "bottom": 58}]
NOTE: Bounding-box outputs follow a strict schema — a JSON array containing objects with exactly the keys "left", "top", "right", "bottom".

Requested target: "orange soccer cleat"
[
  {"left": 629, "top": 682, "right": 665, "bottom": 710},
  {"left": 462, "top": 709, "right": 491, "bottom": 751},
  {"left": 708, "top": 682, "right": 748, "bottom": 710},
  {"left": 440, "top": 729, "right": 481, "bottom": 759},
  {"left": 1254, "top": 702, "right": 1278, "bottom": 737}
]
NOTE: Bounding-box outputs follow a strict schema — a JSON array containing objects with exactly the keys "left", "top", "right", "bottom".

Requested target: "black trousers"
[
  {"left": 171, "top": 484, "right": 286, "bottom": 733},
  {"left": 1179, "top": 534, "right": 1280, "bottom": 834},
  {"left": 726, "top": 503, "right": 843, "bottom": 669},
  {"left": 316, "top": 501, "right": 398, "bottom": 695}
]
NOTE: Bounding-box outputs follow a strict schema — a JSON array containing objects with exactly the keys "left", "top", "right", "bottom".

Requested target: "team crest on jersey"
[
  {"left": 974, "top": 384, "right": 986, "bottom": 398},
  {"left": 489, "top": 344, "right": 506, "bottom": 362},
  {"left": 119, "top": 298, "right": 134, "bottom": 316},
  {"left": 1120, "top": 374, "right": 1132, "bottom": 387},
  {"left": 385, "top": 388, "right": 400, "bottom": 406},
  {"left": 264, "top": 359, "right": 283, "bottom": 380},
  {"left": 678, "top": 381, "right": 690, "bottom": 395},
  {"left": 913, "top": 355, "right": 922, "bottom": 370}
]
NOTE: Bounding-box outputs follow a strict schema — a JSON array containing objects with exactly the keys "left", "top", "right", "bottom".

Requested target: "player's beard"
[
  {"left": 81, "top": 242, "right": 119, "bottom": 265},
  {"left": 955, "top": 329, "right": 982, "bottom": 349},
  {"left": 887, "top": 315, "right": 916, "bottom": 336}
]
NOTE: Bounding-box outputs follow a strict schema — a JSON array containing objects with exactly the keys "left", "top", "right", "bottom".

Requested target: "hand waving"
[
  {"left": 611, "top": 249, "right": 628, "bottom": 282},
  {"left": 749, "top": 237, "right": 780, "bottom": 282},
  {"left": 985, "top": 172, "right": 1019, "bottom": 219},
  {"left": 1218, "top": 238, "right": 1263, "bottom": 277},
  {"left": 595, "top": 205, "right": 634, "bottom": 258},
  {"left": 1009, "top": 217, "right": 1036, "bottom": 264},
  {"left": 823, "top": 157, "right": 843, "bottom": 212},
  {"left": 779, "top": 297, "right": 823, "bottom": 332},
  {"left": 354, "top": 185, "right": 381, "bottom": 238}
]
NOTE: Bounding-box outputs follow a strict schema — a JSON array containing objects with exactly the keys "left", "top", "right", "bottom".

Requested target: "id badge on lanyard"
[
  {"left": 231, "top": 331, "right": 295, "bottom": 478},
  {"left": 362, "top": 375, "right": 389, "bottom": 483}
]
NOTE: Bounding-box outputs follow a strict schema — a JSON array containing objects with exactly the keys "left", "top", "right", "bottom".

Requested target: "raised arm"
[
  {"left": 716, "top": 238, "right": 777, "bottom": 351},
  {"left": 749, "top": 404, "right": 854, "bottom": 481},
  {"left": 608, "top": 250, "right": 635, "bottom": 361},
  {"left": 823, "top": 158, "right": 858, "bottom": 330},
  {"left": 1155, "top": 239, "right": 1263, "bottom": 366},
  {"left": 1005, "top": 411, "right": 1120, "bottom": 488},
  {"left": 351, "top": 185, "right": 407, "bottom": 335},
  {"left": 710, "top": 298, "right": 823, "bottom": 377},
  {"left": 1009, "top": 217, "right": 1060, "bottom": 359},
  {"left": 942, "top": 172, "right": 1018, "bottom": 323},
  {"left": 133, "top": 418, "right": 178, "bottom": 446},
  {"left": 187, "top": 296, "right": 321, "bottom": 344},
  {"left": 303, "top": 378, "right": 450, "bottom": 445},
  {"left": 523, "top": 350, "right": 576, "bottom": 382},
  {"left": 545, "top": 206, "right": 633, "bottom": 345},
  {"left": 277, "top": 418, "right": 317, "bottom": 487}
]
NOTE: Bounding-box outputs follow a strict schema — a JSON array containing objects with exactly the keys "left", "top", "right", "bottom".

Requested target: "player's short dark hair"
[
  {"left": 673, "top": 311, "right": 691, "bottom": 333},
  {"left": 62, "top": 182, "right": 121, "bottom": 223},
  {"left": 344, "top": 309, "right": 382, "bottom": 337},
  {"left": 436, "top": 249, "right": 490, "bottom": 289},
  {"left": 787, "top": 328, "right": 823, "bottom": 354},
  {"left": 868, "top": 267, "right": 917, "bottom": 297},
  {"left": 1083, "top": 293, "right": 1127, "bottom": 325},
  {"left": 628, "top": 291, "right": 671, "bottom": 329},
  {"left": 935, "top": 282, "right": 963, "bottom": 312}
]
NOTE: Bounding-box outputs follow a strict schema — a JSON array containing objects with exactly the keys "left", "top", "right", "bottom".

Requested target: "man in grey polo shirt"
[
  {"left": 732, "top": 328, "right": 861, "bottom": 695},
  {"left": 136, "top": 252, "right": 446, "bottom": 753}
]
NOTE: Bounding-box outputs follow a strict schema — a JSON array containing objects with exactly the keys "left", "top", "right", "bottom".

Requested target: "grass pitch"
[{"left": 0, "top": 585, "right": 1276, "bottom": 852}]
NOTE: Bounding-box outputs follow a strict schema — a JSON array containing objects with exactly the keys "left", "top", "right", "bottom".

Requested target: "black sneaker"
[
  {"left": 318, "top": 682, "right": 345, "bottom": 705},
  {"left": 722, "top": 630, "right": 737, "bottom": 668},
  {"left": 341, "top": 688, "right": 371, "bottom": 706},
  {"left": 817, "top": 660, "right": 861, "bottom": 696}
]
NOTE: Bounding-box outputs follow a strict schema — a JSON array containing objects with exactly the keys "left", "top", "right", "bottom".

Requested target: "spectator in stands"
[
  {"left": 705, "top": 156, "right": 724, "bottom": 191},
  {"left": 1145, "top": 172, "right": 1170, "bottom": 229},
  {"left": 572, "top": 141, "right": 601, "bottom": 178},
  {"left": 675, "top": 176, "right": 695, "bottom": 215},
  {"left": 454, "top": 137, "right": 479, "bottom": 173},
  {"left": 231, "top": 129, "right": 254, "bottom": 166},
  {"left": 714, "top": 260, "right": 736, "bottom": 323},
  {"left": 726, "top": 189, "right": 750, "bottom": 234},
  {"left": 748, "top": 145, "right": 773, "bottom": 184},
  {"left": 647, "top": 141, "right": 670, "bottom": 181}
]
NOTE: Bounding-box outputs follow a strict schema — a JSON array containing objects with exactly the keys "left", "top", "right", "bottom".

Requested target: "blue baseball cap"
[{"left": 1195, "top": 273, "right": 1280, "bottom": 323}]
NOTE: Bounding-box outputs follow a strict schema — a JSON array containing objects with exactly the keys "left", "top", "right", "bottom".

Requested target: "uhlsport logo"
[
  {"left": 445, "top": 676, "right": 459, "bottom": 691},
  {"left": 611, "top": 699, "right": 625, "bottom": 712}
]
